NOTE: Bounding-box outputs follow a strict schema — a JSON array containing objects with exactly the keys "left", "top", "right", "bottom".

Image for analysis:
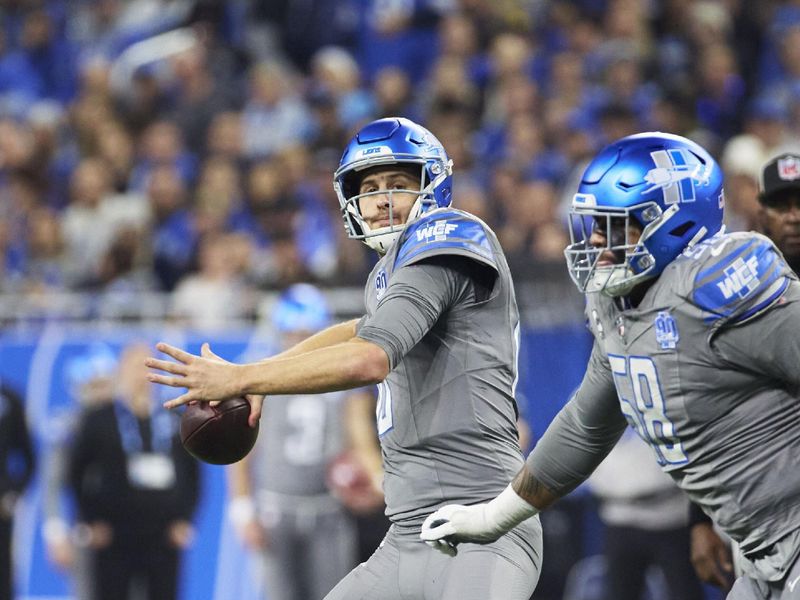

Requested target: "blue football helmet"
[
  {"left": 565, "top": 132, "right": 724, "bottom": 297},
  {"left": 334, "top": 117, "right": 453, "bottom": 253},
  {"left": 272, "top": 283, "right": 331, "bottom": 334}
]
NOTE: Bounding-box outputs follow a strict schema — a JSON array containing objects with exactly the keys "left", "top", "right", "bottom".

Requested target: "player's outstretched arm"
[
  {"left": 264, "top": 319, "right": 361, "bottom": 361},
  {"left": 422, "top": 343, "right": 624, "bottom": 554},
  {"left": 420, "top": 466, "right": 557, "bottom": 554},
  {"left": 147, "top": 337, "right": 390, "bottom": 409}
]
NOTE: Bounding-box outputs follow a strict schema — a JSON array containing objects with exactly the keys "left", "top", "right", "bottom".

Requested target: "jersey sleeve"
[
  {"left": 711, "top": 279, "right": 800, "bottom": 388},
  {"left": 688, "top": 232, "right": 794, "bottom": 326},
  {"left": 357, "top": 258, "right": 469, "bottom": 369},
  {"left": 394, "top": 209, "right": 497, "bottom": 271},
  {"left": 524, "top": 341, "right": 628, "bottom": 496}
]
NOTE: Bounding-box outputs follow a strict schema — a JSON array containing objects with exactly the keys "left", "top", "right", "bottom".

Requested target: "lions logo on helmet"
[
  {"left": 333, "top": 118, "right": 454, "bottom": 254},
  {"left": 565, "top": 132, "right": 724, "bottom": 297}
]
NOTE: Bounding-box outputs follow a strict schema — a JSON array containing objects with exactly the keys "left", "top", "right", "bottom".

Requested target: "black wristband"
[{"left": 688, "top": 501, "right": 712, "bottom": 528}]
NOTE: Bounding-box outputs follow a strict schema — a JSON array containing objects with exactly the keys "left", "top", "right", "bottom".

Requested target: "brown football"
[{"left": 179, "top": 398, "right": 259, "bottom": 465}]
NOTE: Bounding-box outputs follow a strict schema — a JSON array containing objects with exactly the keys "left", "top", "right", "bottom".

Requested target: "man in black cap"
[
  {"left": 757, "top": 153, "right": 800, "bottom": 273},
  {"left": 688, "top": 152, "right": 800, "bottom": 592}
]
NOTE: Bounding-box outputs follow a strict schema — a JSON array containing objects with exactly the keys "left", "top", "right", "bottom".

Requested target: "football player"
[
  {"left": 147, "top": 118, "right": 543, "bottom": 599},
  {"left": 227, "top": 284, "right": 361, "bottom": 600},
  {"left": 421, "top": 132, "right": 800, "bottom": 600}
]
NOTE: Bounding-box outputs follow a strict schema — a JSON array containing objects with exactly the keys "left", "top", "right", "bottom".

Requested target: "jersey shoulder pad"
[
  {"left": 684, "top": 231, "right": 792, "bottom": 324},
  {"left": 394, "top": 208, "right": 497, "bottom": 270}
]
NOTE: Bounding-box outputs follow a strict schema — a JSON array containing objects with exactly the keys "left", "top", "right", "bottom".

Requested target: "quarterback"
[
  {"left": 422, "top": 132, "right": 800, "bottom": 600},
  {"left": 147, "top": 118, "right": 542, "bottom": 599}
]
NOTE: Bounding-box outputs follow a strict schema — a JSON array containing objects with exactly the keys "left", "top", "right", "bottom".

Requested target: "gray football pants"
[
  {"left": 324, "top": 515, "right": 542, "bottom": 600},
  {"left": 728, "top": 553, "right": 800, "bottom": 600},
  {"left": 262, "top": 505, "right": 356, "bottom": 600}
]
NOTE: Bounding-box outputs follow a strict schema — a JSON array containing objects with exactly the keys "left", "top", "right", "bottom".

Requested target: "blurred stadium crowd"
[{"left": 2, "top": 0, "right": 800, "bottom": 328}]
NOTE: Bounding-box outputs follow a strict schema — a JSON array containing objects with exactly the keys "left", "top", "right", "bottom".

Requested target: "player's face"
[
  {"left": 760, "top": 191, "right": 800, "bottom": 267},
  {"left": 358, "top": 168, "right": 421, "bottom": 230},
  {"left": 589, "top": 215, "right": 643, "bottom": 265}
]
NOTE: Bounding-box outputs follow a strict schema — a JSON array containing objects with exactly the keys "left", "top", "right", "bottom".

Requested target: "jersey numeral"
[
  {"left": 284, "top": 395, "right": 326, "bottom": 465},
  {"left": 608, "top": 354, "right": 688, "bottom": 465},
  {"left": 376, "top": 381, "right": 393, "bottom": 436}
]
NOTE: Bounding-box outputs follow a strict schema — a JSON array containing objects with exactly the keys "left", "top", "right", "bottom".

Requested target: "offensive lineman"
[
  {"left": 421, "top": 132, "right": 800, "bottom": 600},
  {"left": 147, "top": 117, "right": 543, "bottom": 599}
]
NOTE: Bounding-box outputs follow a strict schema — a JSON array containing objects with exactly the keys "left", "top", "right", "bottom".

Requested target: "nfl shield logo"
[
  {"left": 778, "top": 156, "right": 800, "bottom": 181},
  {"left": 655, "top": 311, "right": 679, "bottom": 349}
]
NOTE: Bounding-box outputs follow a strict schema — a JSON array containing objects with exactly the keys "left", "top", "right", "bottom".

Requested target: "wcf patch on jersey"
[
  {"left": 654, "top": 311, "right": 679, "bottom": 350},
  {"left": 416, "top": 219, "right": 458, "bottom": 242},
  {"left": 716, "top": 256, "right": 760, "bottom": 300}
]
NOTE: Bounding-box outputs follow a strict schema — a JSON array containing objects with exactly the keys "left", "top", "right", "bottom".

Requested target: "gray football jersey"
[
  {"left": 357, "top": 207, "right": 524, "bottom": 529},
  {"left": 537, "top": 230, "right": 800, "bottom": 581},
  {"left": 250, "top": 391, "right": 345, "bottom": 496}
]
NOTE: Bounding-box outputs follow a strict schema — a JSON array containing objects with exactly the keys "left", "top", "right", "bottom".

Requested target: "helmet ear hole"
[{"left": 669, "top": 221, "right": 695, "bottom": 237}]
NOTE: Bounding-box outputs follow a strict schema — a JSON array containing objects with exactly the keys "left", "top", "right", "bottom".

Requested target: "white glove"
[{"left": 420, "top": 485, "right": 538, "bottom": 555}]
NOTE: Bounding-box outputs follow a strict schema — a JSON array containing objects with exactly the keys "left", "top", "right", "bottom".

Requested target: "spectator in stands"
[
  {"left": 193, "top": 156, "right": 247, "bottom": 238},
  {"left": 204, "top": 111, "right": 243, "bottom": 162},
  {"left": 237, "top": 157, "right": 325, "bottom": 288},
  {"left": 372, "top": 66, "right": 420, "bottom": 122},
  {"left": 62, "top": 157, "right": 148, "bottom": 288},
  {"left": 421, "top": 55, "right": 482, "bottom": 127},
  {"left": 481, "top": 32, "right": 538, "bottom": 126},
  {"left": 694, "top": 42, "right": 747, "bottom": 149},
  {"left": 129, "top": 119, "right": 197, "bottom": 192},
  {"left": 114, "top": 67, "right": 165, "bottom": 136},
  {"left": 241, "top": 60, "right": 313, "bottom": 160},
  {"left": 24, "top": 206, "right": 67, "bottom": 293},
  {"left": 308, "top": 46, "right": 375, "bottom": 132},
  {"left": 166, "top": 43, "right": 235, "bottom": 154},
  {"left": 720, "top": 136, "right": 763, "bottom": 232},
  {"left": 0, "top": 7, "right": 78, "bottom": 107},
  {"left": 351, "top": 0, "right": 446, "bottom": 83},
  {"left": 170, "top": 232, "right": 252, "bottom": 330},
  {"left": 95, "top": 120, "right": 134, "bottom": 193},
  {"left": 146, "top": 164, "right": 197, "bottom": 291}
]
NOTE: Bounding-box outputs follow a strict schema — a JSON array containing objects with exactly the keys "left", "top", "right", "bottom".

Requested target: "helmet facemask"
[{"left": 565, "top": 200, "right": 683, "bottom": 297}]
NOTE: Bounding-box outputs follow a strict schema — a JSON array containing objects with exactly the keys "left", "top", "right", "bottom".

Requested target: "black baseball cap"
[{"left": 759, "top": 153, "right": 800, "bottom": 204}]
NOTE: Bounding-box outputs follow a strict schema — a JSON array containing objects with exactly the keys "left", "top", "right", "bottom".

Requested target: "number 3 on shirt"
[
  {"left": 608, "top": 354, "right": 688, "bottom": 466},
  {"left": 376, "top": 381, "right": 393, "bottom": 436}
]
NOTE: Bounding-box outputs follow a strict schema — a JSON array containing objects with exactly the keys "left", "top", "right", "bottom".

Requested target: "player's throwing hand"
[{"left": 146, "top": 342, "right": 248, "bottom": 409}]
